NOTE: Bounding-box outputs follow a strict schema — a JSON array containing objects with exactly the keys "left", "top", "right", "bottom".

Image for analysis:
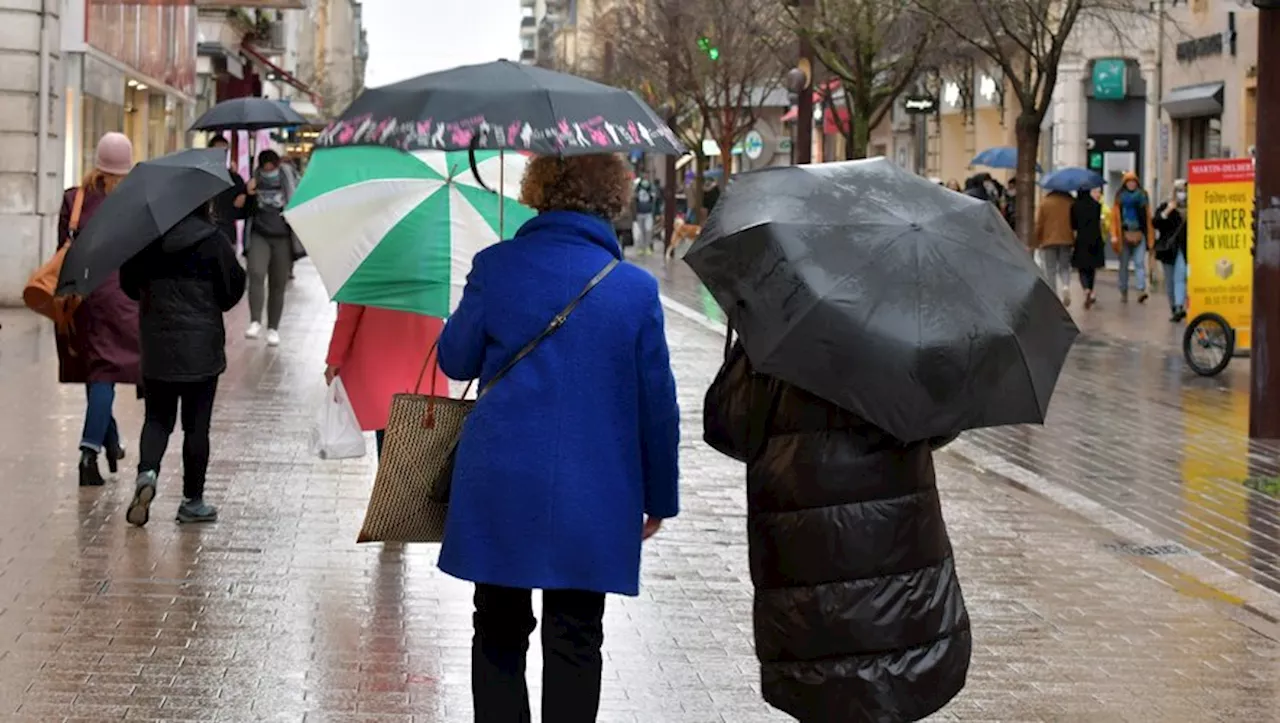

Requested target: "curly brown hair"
[{"left": 519, "top": 154, "right": 632, "bottom": 220}]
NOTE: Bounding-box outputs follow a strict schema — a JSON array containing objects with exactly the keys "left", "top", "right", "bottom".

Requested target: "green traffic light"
[{"left": 708, "top": 47, "right": 720, "bottom": 61}]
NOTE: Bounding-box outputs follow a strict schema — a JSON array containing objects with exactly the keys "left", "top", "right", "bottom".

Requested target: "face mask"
[
  {"left": 1176, "top": 191, "right": 1187, "bottom": 203},
  {"left": 261, "top": 168, "right": 280, "bottom": 180}
]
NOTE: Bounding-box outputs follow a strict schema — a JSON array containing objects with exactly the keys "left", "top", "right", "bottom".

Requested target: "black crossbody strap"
[{"left": 477, "top": 258, "right": 620, "bottom": 399}]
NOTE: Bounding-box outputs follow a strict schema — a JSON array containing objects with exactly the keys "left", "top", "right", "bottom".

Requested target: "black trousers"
[
  {"left": 1079, "top": 267, "right": 1097, "bottom": 291},
  {"left": 138, "top": 377, "right": 219, "bottom": 500},
  {"left": 472, "top": 584, "right": 606, "bottom": 723}
]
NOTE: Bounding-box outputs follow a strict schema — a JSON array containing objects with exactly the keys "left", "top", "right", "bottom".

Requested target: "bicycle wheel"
[{"left": 1183, "top": 313, "right": 1235, "bottom": 377}]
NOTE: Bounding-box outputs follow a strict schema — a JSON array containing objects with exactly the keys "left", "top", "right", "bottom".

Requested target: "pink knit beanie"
[{"left": 94, "top": 132, "right": 134, "bottom": 176}]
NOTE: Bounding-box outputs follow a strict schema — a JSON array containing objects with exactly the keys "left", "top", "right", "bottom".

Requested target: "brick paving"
[{"left": 0, "top": 263, "right": 1279, "bottom": 721}]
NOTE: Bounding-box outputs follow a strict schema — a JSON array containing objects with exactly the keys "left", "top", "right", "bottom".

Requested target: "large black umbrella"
[
  {"left": 685, "top": 157, "right": 1079, "bottom": 443},
  {"left": 316, "top": 60, "right": 684, "bottom": 156},
  {"left": 191, "top": 97, "right": 308, "bottom": 132},
  {"left": 57, "top": 149, "right": 232, "bottom": 297}
]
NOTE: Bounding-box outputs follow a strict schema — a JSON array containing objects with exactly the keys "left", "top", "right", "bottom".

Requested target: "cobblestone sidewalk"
[{"left": 0, "top": 265, "right": 1276, "bottom": 722}]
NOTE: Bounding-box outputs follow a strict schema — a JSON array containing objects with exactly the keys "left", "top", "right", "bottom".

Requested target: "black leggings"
[
  {"left": 472, "top": 584, "right": 607, "bottom": 723},
  {"left": 1078, "top": 268, "right": 1097, "bottom": 291},
  {"left": 138, "top": 377, "right": 219, "bottom": 500}
]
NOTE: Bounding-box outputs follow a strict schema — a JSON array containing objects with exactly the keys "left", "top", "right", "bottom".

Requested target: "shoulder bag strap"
[
  {"left": 67, "top": 188, "right": 86, "bottom": 240},
  {"left": 477, "top": 257, "right": 620, "bottom": 398}
]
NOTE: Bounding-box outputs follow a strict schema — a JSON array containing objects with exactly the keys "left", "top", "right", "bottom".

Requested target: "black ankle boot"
[
  {"left": 79, "top": 449, "right": 105, "bottom": 487},
  {"left": 105, "top": 441, "right": 125, "bottom": 475}
]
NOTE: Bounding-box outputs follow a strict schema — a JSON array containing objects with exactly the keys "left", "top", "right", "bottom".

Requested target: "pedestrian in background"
[
  {"left": 206, "top": 135, "right": 247, "bottom": 248},
  {"left": 632, "top": 172, "right": 658, "bottom": 255},
  {"left": 704, "top": 336, "right": 970, "bottom": 722},
  {"left": 436, "top": 152, "right": 680, "bottom": 723},
  {"left": 1154, "top": 182, "right": 1189, "bottom": 322},
  {"left": 946, "top": 179, "right": 962, "bottom": 192},
  {"left": 1002, "top": 179, "right": 1019, "bottom": 230},
  {"left": 244, "top": 150, "right": 295, "bottom": 347},
  {"left": 120, "top": 202, "right": 246, "bottom": 526},
  {"left": 324, "top": 304, "right": 448, "bottom": 458},
  {"left": 1034, "top": 188, "right": 1077, "bottom": 307},
  {"left": 57, "top": 132, "right": 142, "bottom": 487},
  {"left": 1071, "top": 187, "right": 1107, "bottom": 309},
  {"left": 1110, "top": 172, "right": 1154, "bottom": 304}
]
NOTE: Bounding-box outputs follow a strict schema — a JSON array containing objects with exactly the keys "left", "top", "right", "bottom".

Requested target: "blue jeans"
[
  {"left": 1118, "top": 243, "right": 1147, "bottom": 294},
  {"left": 81, "top": 382, "right": 120, "bottom": 453},
  {"left": 1164, "top": 251, "right": 1188, "bottom": 309}
]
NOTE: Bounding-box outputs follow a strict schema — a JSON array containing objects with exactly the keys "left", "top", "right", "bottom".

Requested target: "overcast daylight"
[{"left": 362, "top": 0, "right": 525, "bottom": 86}]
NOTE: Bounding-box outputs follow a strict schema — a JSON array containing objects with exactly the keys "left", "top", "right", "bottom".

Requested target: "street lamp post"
[
  {"left": 793, "top": 0, "right": 814, "bottom": 164},
  {"left": 1249, "top": 0, "right": 1280, "bottom": 438}
]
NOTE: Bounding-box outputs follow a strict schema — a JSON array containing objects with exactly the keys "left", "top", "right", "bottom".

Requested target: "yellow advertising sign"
[{"left": 1186, "top": 159, "right": 1255, "bottom": 349}]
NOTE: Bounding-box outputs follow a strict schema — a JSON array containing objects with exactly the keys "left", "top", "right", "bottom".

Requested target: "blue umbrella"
[
  {"left": 1040, "top": 166, "right": 1106, "bottom": 193},
  {"left": 971, "top": 146, "right": 1042, "bottom": 172}
]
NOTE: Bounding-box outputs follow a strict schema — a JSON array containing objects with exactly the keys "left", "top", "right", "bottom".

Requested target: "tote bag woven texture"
[{"left": 357, "top": 258, "right": 620, "bottom": 544}]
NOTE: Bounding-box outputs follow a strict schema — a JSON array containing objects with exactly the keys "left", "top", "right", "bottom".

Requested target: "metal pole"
[
  {"left": 1153, "top": 0, "right": 1166, "bottom": 200},
  {"left": 794, "top": 0, "right": 814, "bottom": 164},
  {"left": 499, "top": 149, "right": 505, "bottom": 237},
  {"left": 1250, "top": 3, "right": 1280, "bottom": 438}
]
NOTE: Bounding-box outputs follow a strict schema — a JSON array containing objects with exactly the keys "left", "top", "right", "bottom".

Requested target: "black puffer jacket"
[
  {"left": 705, "top": 342, "right": 970, "bottom": 723},
  {"left": 121, "top": 214, "right": 246, "bottom": 382}
]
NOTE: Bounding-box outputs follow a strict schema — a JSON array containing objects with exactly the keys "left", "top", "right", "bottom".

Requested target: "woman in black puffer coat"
[
  {"left": 121, "top": 203, "right": 246, "bottom": 528},
  {"left": 705, "top": 338, "right": 970, "bottom": 723}
]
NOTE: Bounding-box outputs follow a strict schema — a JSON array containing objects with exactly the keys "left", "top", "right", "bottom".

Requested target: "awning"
[
  {"left": 702, "top": 139, "right": 743, "bottom": 157},
  {"left": 241, "top": 44, "right": 320, "bottom": 106},
  {"left": 782, "top": 78, "right": 842, "bottom": 122},
  {"left": 1162, "top": 82, "right": 1224, "bottom": 119}
]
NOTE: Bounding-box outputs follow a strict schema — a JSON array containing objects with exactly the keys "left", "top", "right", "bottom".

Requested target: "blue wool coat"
[{"left": 437, "top": 210, "right": 681, "bottom": 596}]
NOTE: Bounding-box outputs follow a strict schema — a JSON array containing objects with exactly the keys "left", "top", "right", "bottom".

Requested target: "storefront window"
[
  {"left": 87, "top": 2, "right": 196, "bottom": 96},
  {"left": 148, "top": 92, "right": 167, "bottom": 160},
  {"left": 81, "top": 95, "right": 125, "bottom": 184},
  {"left": 1176, "top": 116, "right": 1222, "bottom": 177}
]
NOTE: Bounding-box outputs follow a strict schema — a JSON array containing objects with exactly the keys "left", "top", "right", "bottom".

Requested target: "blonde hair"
[
  {"left": 519, "top": 154, "right": 632, "bottom": 220},
  {"left": 82, "top": 169, "right": 125, "bottom": 195}
]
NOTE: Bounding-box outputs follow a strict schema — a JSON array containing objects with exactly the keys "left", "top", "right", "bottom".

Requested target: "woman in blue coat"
[{"left": 437, "top": 153, "right": 680, "bottom": 723}]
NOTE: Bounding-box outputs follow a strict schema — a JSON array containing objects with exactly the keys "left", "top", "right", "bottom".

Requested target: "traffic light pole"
[
  {"left": 794, "top": 0, "right": 814, "bottom": 165},
  {"left": 1249, "top": 2, "right": 1280, "bottom": 438}
]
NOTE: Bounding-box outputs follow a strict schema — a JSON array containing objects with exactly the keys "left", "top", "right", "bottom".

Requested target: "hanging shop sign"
[
  {"left": 903, "top": 95, "right": 937, "bottom": 114},
  {"left": 1187, "top": 158, "right": 1255, "bottom": 348},
  {"left": 1091, "top": 59, "right": 1127, "bottom": 100}
]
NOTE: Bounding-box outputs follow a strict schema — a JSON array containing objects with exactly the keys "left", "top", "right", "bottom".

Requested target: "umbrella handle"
[{"left": 468, "top": 136, "right": 493, "bottom": 193}]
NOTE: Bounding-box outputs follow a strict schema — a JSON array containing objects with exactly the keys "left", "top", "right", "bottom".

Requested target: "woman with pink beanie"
[{"left": 55, "top": 132, "right": 142, "bottom": 487}]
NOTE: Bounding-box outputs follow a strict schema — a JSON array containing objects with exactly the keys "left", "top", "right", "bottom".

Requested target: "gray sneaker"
[
  {"left": 126, "top": 471, "right": 157, "bottom": 527},
  {"left": 176, "top": 498, "right": 218, "bottom": 524}
]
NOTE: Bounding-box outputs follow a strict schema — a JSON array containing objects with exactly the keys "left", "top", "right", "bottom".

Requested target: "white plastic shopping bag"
[{"left": 312, "top": 378, "right": 367, "bottom": 460}]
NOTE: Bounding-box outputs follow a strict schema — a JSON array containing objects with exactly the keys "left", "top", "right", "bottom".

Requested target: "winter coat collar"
[{"left": 514, "top": 210, "right": 622, "bottom": 259}]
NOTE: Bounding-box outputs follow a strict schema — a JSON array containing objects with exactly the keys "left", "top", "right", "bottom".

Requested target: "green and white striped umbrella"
[{"left": 285, "top": 146, "right": 535, "bottom": 318}]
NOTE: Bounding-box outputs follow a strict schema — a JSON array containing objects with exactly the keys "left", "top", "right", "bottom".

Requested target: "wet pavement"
[
  {"left": 1, "top": 263, "right": 1280, "bottom": 720},
  {"left": 638, "top": 251, "right": 1280, "bottom": 601}
]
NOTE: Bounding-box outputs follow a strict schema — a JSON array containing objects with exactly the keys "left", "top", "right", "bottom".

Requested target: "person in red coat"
[
  {"left": 57, "top": 132, "right": 142, "bottom": 487},
  {"left": 324, "top": 304, "right": 447, "bottom": 457}
]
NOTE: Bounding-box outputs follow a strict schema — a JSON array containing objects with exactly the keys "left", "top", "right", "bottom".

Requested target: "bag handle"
[{"left": 414, "top": 257, "right": 621, "bottom": 426}]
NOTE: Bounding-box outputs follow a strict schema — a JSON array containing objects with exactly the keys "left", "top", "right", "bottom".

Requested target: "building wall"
[
  {"left": 0, "top": 0, "right": 61, "bottom": 304},
  {"left": 1159, "top": 2, "right": 1258, "bottom": 185}
]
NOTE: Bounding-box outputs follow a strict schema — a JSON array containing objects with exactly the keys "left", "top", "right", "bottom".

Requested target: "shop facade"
[
  {"left": 61, "top": 0, "right": 198, "bottom": 184},
  {"left": 1159, "top": 5, "right": 1259, "bottom": 189}
]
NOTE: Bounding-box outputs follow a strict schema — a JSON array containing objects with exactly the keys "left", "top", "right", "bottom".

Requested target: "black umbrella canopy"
[
  {"left": 191, "top": 97, "right": 308, "bottom": 132},
  {"left": 315, "top": 60, "right": 684, "bottom": 156},
  {"left": 57, "top": 149, "right": 232, "bottom": 297},
  {"left": 685, "top": 157, "right": 1079, "bottom": 442}
]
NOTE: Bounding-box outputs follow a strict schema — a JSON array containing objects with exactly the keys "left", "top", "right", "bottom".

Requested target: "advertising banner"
[{"left": 1187, "top": 158, "right": 1255, "bottom": 349}]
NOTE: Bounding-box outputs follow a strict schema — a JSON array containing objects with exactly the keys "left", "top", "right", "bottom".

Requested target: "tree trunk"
[
  {"left": 844, "top": 113, "right": 871, "bottom": 161},
  {"left": 719, "top": 139, "right": 734, "bottom": 184},
  {"left": 1014, "top": 114, "right": 1040, "bottom": 248}
]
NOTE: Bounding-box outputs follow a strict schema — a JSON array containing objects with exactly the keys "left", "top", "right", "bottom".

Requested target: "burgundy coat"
[{"left": 55, "top": 186, "right": 142, "bottom": 386}]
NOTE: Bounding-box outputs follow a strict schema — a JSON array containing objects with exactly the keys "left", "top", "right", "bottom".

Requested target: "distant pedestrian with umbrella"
[
  {"left": 1110, "top": 171, "right": 1154, "bottom": 304},
  {"left": 206, "top": 135, "right": 248, "bottom": 247},
  {"left": 244, "top": 149, "right": 296, "bottom": 347},
  {"left": 53, "top": 132, "right": 141, "bottom": 487},
  {"left": 1034, "top": 188, "right": 1078, "bottom": 307},
  {"left": 1072, "top": 187, "right": 1107, "bottom": 309},
  {"left": 687, "top": 159, "right": 1077, "bottom": 721},
  {"left": 55, "top": 148, "right": 243, "bottom": 526}
]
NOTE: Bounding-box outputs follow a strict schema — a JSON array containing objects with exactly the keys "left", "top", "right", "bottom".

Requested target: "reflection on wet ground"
[
  {"left": 640, "top": 255, "right": 1280, "bottom": 597},
  {"left": 3, "top": 262, "right": 1280, "bottom": 720}
]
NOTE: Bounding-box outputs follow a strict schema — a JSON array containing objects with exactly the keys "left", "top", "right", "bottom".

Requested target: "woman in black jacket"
[
  {"left": 1071, "top": 188, "right": 1107, "bottom": 309},
  {"left": 705, "top": 338, "right": 970, "bottom": 723},
  {"left": 1153, "top": 185, "right": 1189, "bottom": 322},
  {"left": 120, "top": 204, "right": 247, "bottom": 527}
]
